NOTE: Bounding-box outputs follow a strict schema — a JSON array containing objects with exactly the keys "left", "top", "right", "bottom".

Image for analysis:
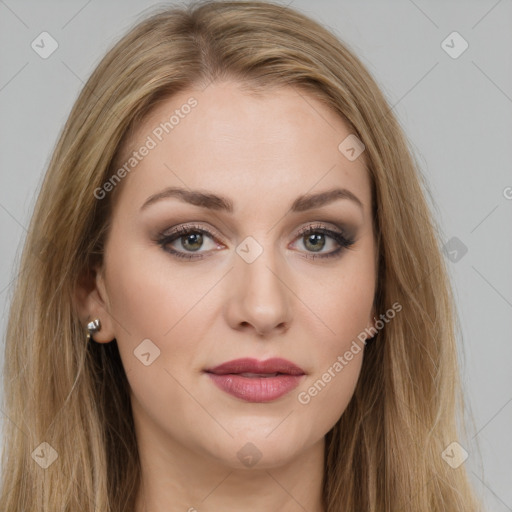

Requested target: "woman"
[{"left": 0, "top": 1, "right": 483, "bottom": 510}]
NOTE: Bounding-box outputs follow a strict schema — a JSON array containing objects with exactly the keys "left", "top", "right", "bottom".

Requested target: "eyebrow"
[{"left": 140, "top": 186, "right": 364, "bottom": 213}]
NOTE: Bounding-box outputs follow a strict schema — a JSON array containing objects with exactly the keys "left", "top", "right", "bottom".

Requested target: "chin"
[{"left": 201, "top": 426, "right": 314, "bottom": 471}]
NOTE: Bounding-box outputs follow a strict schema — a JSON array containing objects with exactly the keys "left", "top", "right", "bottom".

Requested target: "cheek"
[
  {"left": 293, "top": 251, "right": 374, "bottom": 419},
  {"left": 103, "top": 245, "right": 210, "bottom": 433},
  {"left": 103, "top": 239, "right": 224, "bottom": 385},
  {"left": 305, "top": 252, "right": 375, "bottom": 355},
  {"left": 294, "top": 272, "right": 371, "bottom": 427},
  {"left": 103, "top": 241, "right": 190, "bottom": 366},
  {"left": 105, "top": 234, "right": 203, "bottom": 331},
  {"left": 295, "top": 356, "right": 362, "bottom": 444}
]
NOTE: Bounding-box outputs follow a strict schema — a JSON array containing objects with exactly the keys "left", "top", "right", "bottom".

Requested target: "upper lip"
[{"left": 205, "top": 357, "right": 305, "bottom": 376}]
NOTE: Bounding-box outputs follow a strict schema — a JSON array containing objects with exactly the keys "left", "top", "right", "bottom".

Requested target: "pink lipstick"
[{"left": 204, "top": 357, "right": 305, "bottom": 402}]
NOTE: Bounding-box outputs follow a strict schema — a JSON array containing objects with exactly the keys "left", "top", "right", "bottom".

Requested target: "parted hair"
[{"left": 0, "top": 1, "right": 483, "bottom": 510}]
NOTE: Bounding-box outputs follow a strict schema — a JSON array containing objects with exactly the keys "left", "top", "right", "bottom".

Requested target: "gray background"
[{"left": 1, "top": 0, "right": 511, "bottom": 509}]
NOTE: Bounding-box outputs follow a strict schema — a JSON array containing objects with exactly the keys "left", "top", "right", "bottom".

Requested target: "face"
[{"left": 85, "top": 80, "right": 377, "bottom": 471}]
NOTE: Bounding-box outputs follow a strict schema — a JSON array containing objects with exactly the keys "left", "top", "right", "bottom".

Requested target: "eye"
[
  {"left": 157, "top": 223, "right": 220, "bottom": 260},
  {"left": 291, "top": 223, "right": 355, "bottom": 260},
  {"left": 157, "top": 222, "right": 356, "bottom": 261}
]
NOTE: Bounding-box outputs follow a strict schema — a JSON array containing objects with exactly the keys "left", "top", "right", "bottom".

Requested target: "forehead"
[{"left": 113, "top": 81, "right": 371, "bottom": 217}]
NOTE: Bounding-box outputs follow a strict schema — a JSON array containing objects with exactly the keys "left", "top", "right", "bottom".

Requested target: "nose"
[{"left": 224, "top": 241, "right": 292, "bottom": 337}]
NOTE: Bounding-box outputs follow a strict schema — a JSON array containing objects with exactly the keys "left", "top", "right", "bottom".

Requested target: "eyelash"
[{"left": 156, "top": 222, "right": 356, "bottom": 261}]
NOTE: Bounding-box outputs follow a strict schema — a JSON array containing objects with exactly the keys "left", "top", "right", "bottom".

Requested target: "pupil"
[
  {"left": 305, "top": 233, "right": 324, "bottom": 252},
  {"left": 183, "top": 232, "right": 202, "bottom": 251}
]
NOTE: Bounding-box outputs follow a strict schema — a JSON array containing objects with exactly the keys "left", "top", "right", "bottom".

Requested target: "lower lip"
[{"left": 206, "top": 373, "right": 304, "bottom": 402}]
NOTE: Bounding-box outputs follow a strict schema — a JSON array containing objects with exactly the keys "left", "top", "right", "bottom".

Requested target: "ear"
[{"left": 74, "top": 263, "right": 116, "bottom": 343}]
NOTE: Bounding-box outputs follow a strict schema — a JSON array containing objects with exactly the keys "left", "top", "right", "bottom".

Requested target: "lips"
[
  {"left": 206, "top": 357, "right": 305, "bottom": 376},
  {"left": 204, "top": 357, "right": 306, "bottom": 402}
]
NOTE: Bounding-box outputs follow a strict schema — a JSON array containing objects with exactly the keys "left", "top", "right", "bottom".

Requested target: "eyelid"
[
  {"left": 159, "top": 222, "right": 224, "bottom": 242},
  {"left": 156, "top": 220, "right": 356, "bottom": 262},
  {"left": 295, "top": 221, "right": 351, "bottom": 239},
  {"left": 159, "top": 221, "right": 350, "bottom": 244}
]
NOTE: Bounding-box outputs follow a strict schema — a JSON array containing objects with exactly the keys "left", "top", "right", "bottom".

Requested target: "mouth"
[
  {"left": 205, "top": 357, "right": 305, "bottom": 376},
  {"left": 234, "top": 372, "right": 280, "bottom": 378},
  {"left": 204, "top": 357, "right": 306, "bottom": 402}
]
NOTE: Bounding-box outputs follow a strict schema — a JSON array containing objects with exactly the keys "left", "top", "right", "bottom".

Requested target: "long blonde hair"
[{"left": 0, "top": 1, "right": 483, "bottom": 510}]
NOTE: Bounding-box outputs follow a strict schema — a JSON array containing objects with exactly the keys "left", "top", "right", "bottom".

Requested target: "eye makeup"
[{"left": 155, "top": 221, "right": 356, "bottom": 261}]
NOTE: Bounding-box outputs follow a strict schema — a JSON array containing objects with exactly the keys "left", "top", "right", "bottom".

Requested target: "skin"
[{"left": 77, "top": 80, "right": 377, "bottom": 512}]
